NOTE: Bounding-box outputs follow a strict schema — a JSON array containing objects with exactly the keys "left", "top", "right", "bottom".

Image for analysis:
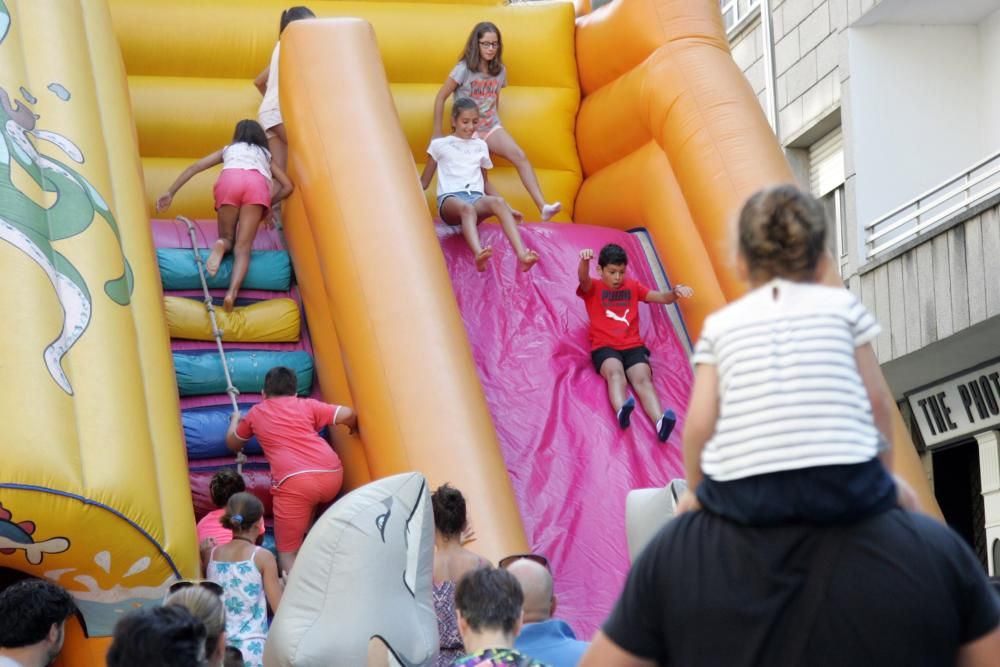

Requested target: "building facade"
[{"left": 725, "top": 0, "right": 1000, "bottom": 572}]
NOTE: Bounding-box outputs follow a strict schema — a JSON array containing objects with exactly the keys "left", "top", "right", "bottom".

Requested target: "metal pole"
[{"left": 760, "top": 0, "right": 781, "bottom": 138}]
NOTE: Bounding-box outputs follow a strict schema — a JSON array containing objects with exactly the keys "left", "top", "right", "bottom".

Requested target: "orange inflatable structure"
[{"left": 0, "top": 0, "right": 940, "bottom": 661}]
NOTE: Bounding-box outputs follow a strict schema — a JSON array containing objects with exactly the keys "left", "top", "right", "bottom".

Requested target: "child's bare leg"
[
  {"left": 207, "top": 205, "right": 238, "bottom": 277},
  {"left": 600, "top": 358, "right": 634, "bottom": 428},
  {"left": 224, "top": 204, "right": 265, "bottom": 311},
  {"left": 476, "top": 195, "right": 538, "bottom": 271},
  {"left": 441, "top": 197, "right": 492, "bottom": 271},
  {"left": 269, "top": 124, "right": 289, "bottom": 172},
  {"left": 278, "top": 550, "right": 296, "bottom": 575},
  {"left": 486, "top": 129, "right": 560, "bottom": 220},
  {"left": 627, "top": 362, "right": 676, "bottom": 441}
]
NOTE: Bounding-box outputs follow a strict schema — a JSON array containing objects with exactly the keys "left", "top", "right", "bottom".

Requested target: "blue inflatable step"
[
  {"left": 157, "top": 248, "right": 292, "bottom": 291},
  {"left": 182, "top": 404, "right": 330, "bottom": 460},
  {"left": 184, "top": 404, "right": 263, "bottom": 459},
  {"left": 174, "top": 350, "right": 314, "bottom": 397}
]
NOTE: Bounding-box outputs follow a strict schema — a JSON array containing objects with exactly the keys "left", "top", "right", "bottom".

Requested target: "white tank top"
[
  {"left": 222, "top": 142, "right": 272, "bottom": 180},
  {"left": 258, "top": 43, "right": 281, "bottom": 126}
]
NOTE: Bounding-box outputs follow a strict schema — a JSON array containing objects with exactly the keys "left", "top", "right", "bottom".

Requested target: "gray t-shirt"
[{"left": 449, "top": 61, "right": 507, "bottom": 131}]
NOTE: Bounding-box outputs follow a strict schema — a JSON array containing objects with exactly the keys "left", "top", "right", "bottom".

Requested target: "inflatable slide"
[{"left": 0, "top": 0, "right": 939, "bottom": 660}]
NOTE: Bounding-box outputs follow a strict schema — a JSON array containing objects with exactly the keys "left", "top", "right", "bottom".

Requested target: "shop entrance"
[{"left": 933, "top": 439, "right": 987, "bottom": 567}]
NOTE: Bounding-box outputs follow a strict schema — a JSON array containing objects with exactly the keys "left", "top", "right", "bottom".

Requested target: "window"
[
  {"left": 810, "top": 128, "right": 847, "bottom": 276},
  {"left": 721, "top": 0, "right": 761, "bottom": 33}
]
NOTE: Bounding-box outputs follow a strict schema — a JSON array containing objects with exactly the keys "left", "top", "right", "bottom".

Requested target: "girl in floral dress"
[{"left": 207, "top": 492, "right": 283, "bottom": 666}]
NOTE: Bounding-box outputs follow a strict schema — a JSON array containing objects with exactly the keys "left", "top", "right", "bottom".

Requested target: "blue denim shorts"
[{"left": 437, "top": 191, "right": 484, "bottom": 210}]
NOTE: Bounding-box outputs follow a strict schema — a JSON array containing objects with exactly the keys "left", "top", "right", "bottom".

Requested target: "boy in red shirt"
[
  {"left": 577, "top": 244, "right": 693, "bottom": 441},
  {"left": 226, "top": 366, "right": 357, "bottom": 573}
]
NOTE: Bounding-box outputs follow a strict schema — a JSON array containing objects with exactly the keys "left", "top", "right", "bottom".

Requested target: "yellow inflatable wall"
[
  {"left": 0, "top": 0, "right": 197, "bottom": 662},
  {"left": 113, "top": 0, "right": 581, "bottom": 222}
]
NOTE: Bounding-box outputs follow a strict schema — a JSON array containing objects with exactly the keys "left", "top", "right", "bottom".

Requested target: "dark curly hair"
[
  {"left": 738, "top": 184, "right": 827, "bottom": 282},
  {"left": 0, "top": 579, "right": 76, "bottom": 648},
  {"left": 209, "top": 468, "right": 246, "bottom": 508},
  {"left": 432, "top": 483, "right": 467, "bottom": 539}
]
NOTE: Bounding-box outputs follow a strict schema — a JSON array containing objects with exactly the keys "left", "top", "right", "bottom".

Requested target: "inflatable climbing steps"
[{"left": 151, "top": 218, "right": 328, "bottom": 537}]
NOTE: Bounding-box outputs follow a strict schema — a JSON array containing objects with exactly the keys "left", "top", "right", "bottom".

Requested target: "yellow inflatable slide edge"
[{"left": 0, "top": 0, "right": 197, "bottom": 661}]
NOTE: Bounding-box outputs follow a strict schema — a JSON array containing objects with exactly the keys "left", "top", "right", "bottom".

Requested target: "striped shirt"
[{"left": 692, "top": 279, "right": 881, "bottom": 481}]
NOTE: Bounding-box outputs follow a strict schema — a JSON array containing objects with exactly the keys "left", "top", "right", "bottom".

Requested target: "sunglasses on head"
[
  {"left": 498, "top": 553, "right": 549, "bottom": 570},
  {"left": 168, "top": 580, "right": 224, "bottom": 597}
]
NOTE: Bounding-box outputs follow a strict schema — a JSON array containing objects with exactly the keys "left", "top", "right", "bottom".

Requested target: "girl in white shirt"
[
  {"left": 431, "top": 22, "right": 561, "bottom": 222},
  {"left": 678, "top": 185, "right": 914, "bottom": 524},
  {"left": 421, "top": 98, "right": 539, "bottom": 272},
  {"left": 156, "top": 120, "right": 293, "bottom": 311},
  {"left": 253, "top": 6, "right": 316, "bottom": 172}
]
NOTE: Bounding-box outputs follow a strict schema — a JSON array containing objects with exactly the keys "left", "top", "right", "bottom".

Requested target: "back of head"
[
  {"left": 164, "top": 586, "right": 225, "bottom": 662},
  {"left": 0, "top": 579, "right": 76, "bottom": 648},
  {"left": 738, "top": 184, "right": 827, "bottom": 282},
  {"left": 221, "top": 491, "right": 264, "bottom": 532},
  {"left": 107, "top": 606, "right": 207, "bottom": 667},
  {"left": 263, "top": 365, "right": 298, "bottom": 397},
  {"left": 279, "top": 6, "right": 316, "bottom": 34},
  {"left": 598, "top": 243, "right": 628, "bottom": 268},
  {"left": 209, "top": 467, "right": 246, "bottom": 508},
  {"left": 505, "top": 559, "right": 553, "bottom": 621},
  {"left": 431, "top": 483, "right": 467, "bottom": 539},
  {"left": 231, "top": 119, "right": 269, "bottom": 153},
  {"left": 451, "top": 96, "right": 479, "bottom": 123},
  {"left": 455, "top": 568, "right": 523, "bottom": 636}
]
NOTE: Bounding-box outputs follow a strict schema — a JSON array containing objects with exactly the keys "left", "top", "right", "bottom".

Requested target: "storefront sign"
[{"left": 907, "top": 360, "right": 1000, "bottom": 448}]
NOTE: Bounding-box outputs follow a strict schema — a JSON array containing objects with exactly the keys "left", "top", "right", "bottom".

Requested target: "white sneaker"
[{"left": 541, "top": 202, "right": 562, "bottom": 221}]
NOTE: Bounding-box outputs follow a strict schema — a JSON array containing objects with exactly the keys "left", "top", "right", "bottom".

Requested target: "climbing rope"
[{"left": 178, "top": 215, "right": 246, "bottom": 474}]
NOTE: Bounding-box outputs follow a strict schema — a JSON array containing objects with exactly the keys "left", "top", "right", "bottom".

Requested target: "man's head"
[
  {"left": 106, "top": 605, "right": 208, "bottom": 667},
  {"left": 0, "top": 579, "right": 76, "bottom": 664},
  {"left": 505, "top": 558, "right": 555, "bottom": 623},
  {"left": 454, "top": 568, "right": 524, "bottom": 649},
  {"left": 597, "top": 243, "right": 628, "bottom": 290}
]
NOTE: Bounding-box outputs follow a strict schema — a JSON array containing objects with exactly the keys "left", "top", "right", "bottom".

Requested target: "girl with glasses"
[{"left": 431, "top": 21, "right": 562, "bottom": 222}]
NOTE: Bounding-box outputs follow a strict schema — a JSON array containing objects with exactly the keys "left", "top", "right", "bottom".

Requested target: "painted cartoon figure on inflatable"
[{"left": 0, "top": 1, "right": 133, "bottom": 395}]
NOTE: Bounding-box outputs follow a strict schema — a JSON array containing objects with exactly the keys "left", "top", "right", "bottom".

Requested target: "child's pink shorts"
[
  {"left": 213, "top": 168, "right": 271, "bottom": 213},
  {"left": 271, "top": 469, "right": 343, "bottom": 552}
]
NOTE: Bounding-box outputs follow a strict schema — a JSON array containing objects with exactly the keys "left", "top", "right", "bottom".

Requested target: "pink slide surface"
[{"left": 440, "top": 222, "right": 692, "bottom": 637}]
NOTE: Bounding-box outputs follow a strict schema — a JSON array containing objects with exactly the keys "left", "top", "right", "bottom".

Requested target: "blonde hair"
[{"left": 164, "top": 587, "right": 225, "bottom": 662}]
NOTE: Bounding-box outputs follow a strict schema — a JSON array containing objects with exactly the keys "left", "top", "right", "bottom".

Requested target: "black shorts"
[{"left": 591, "top": 346, "right": 650, "bottom": 373}]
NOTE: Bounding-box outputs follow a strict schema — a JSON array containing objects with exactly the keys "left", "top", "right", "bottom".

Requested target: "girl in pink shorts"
[{"left": 156, "top": 119, "right": 293, "bottom": 311}]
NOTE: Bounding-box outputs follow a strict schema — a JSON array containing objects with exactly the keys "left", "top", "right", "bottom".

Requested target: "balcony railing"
[
  {"left": 865, "top": 150, "right": 1000, "bottom": 261},
  {"left": 721, "top": 0, "right": 761, "bottom": 34}
]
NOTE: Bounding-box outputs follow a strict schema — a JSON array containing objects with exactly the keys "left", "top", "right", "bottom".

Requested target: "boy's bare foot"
[
  {"left": 223, "top": 294, "right": 236, "bottom": 312},
  {"left": 518, "top": 249, "right": 540, "bottom": 272},
  {"left": 205, "top": 239, "right": 227, "bottom": 277},
  {"left": 541, "top": 202, "right": 562, "bottom": 221},
  {"left": 474, "top": 247, "right": 493, "bottom": 272}
]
